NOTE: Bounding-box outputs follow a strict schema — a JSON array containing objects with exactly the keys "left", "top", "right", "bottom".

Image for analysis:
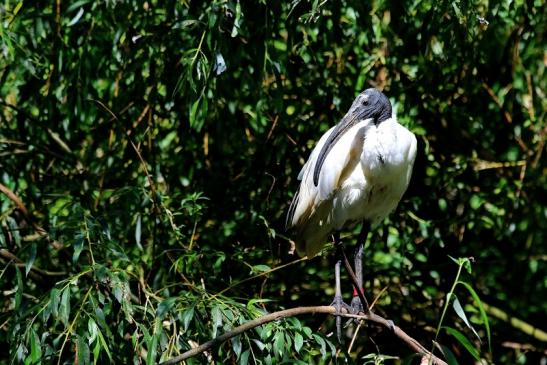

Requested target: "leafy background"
[{"left": 0, "top": 0, "right": 545, "bottom": 364}]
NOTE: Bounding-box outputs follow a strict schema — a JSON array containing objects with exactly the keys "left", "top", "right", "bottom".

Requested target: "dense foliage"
[{"left": 0, "top": 0, "right": 545, "bottom": 364}]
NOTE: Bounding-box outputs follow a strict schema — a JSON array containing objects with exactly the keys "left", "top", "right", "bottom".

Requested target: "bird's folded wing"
[{"left": 288, "top": 120, "right": 368, "bottom": 229}]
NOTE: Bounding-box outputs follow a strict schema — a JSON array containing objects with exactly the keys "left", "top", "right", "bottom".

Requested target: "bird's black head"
[
  {"left": 312, "top": 88, "right": 393, "bottom": 186},
  {"left": 350, "top": 88, "right": 392, "bottom": 125}
]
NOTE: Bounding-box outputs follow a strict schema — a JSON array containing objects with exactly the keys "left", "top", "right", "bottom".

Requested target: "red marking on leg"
[{"left": 353, "top": 287, "right": 365, "bottom": 297}]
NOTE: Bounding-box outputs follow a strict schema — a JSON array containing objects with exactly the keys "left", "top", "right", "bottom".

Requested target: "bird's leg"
[
  {"left": 350, "top": 223, "right": 370, "bottom": 315},
  {"left": 350, "top": 241, "right": 364, "bottom": 314},
  {"left": 331, "top": 233, "right": 350, "bottom": 342}
]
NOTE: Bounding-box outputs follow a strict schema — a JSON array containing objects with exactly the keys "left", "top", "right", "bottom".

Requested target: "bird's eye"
[{"left": 362, "top": 98, "right": 369, "bottom": 106}]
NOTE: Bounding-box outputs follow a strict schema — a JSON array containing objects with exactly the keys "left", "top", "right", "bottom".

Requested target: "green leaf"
[
  {"left": 220, "top": 306, "right": 234, "bottom": 322},
  {"left": 443, "top": 326, "right": 480, "bottom": 360},
  {"left": 67, "top": 7, "right": 84, "bottom": 27},
  {"left": 189, "top": 98, "right": 200, "bottom": 130},
  {"left": 66, "top": 0, "right": 93, "bottom": 13},
  {"left": 452, "top": 295, "right": 481, "bottom": 342},
  {"left": 92, "top": 340, "right": 101, "bottom": 365},
  {"left": 156, "top": 297, "right": 176, "bottom": 319},
  {"left": 273, "top": 331, "right": 285, "bottom": 357},
  {"left": 59, "top": 288, "right": 71, "bottom": 325},
  {"left": 12, "top": 1, "right": 23, "bottom": 17},
  {"left": 29, "top": 328, "right": 41, "bottom": 363},
  {"left": 25, "top": 242, "right": 36, "bottom": 277},
  {"left": 181, "top": 306, "right": 194, "bottom": 331},
  {"left": 447, "top": 256, "right": 472, "bottom": 274},
  {"left": 7, "top": 217, "right": 21, "bottom": 247},
  {"left": 240, "top": 349, "right": 250, "bottom": 365},
  {"left": 50, "top": 288, "right": 60, "bottom": 318},
  {"left": 251, "top": 264, "right": 271, "bottom": 273},
  {"left": 252, "top": 339, "right": 266, "bottom": 351},
  {"left": 113, "top": 285, "right": 123, "bottom": 304},
  {"left": 246, "top": 298, "right": 271, "bottom": 312},
  {"left": 451, "top": 3, "right": 464, "bottom": 24},
  {"left": 439, "top": 343, "right": 460, "bottom": 365},
  {"left": 73, "top": 234, "right": 84, "bottom": 264},
  {"left": 211, "top": 305, "right": 222, "bottom": 337},
  {"left": 231, "top": 335, "right": 242, "bottom": 358},
  {"left": 294, "top": 332, "right": 304, "bottom": 353},
  {"left": 312, "top": 334, "right": 327, "bottom": 359},
  {"left": 458, "top": 281, "right": 491, "bottom": 352},
  {"left": 88, "top": 318, "right": 99, "bottom": 345},
  {"left": 231, "top": 0, "right": 242, "bottom": 37},
  {"left": 325, "top": 337, "right": 336, "bottom": 357},
  {"left": 77, "top": 335, "right": 90, "bottom": 365},
  {"left": 135, "top": 214, "right": 142, "bottom": 248},
  {"left": 15, "top": 267, "right": 23, "bottom": 310},
  {"left": 96, "top": 324, "right": 113, "bottom": 362},
  {"left": 42, "top": 297, "right": 52, "bottom": 323},
  {"left": 146, "top": 320, "right": 161, "bottom": 365},
  {"left": 461, "top": 258, "right": 472, "bottom": 274}
]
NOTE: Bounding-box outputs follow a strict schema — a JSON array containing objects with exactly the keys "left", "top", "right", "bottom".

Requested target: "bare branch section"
[{"left": 160, "top": 306, "right": 447, "bottom": 365}]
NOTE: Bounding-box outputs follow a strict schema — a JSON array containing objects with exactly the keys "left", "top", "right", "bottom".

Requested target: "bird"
[{"left": 286, "top": 88, "right": 417, "bottom": 339}]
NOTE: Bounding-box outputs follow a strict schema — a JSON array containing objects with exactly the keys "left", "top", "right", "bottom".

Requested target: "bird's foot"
[
  {"left": 345, "top": 289, "right": 372, "bottom": 327},
  {"left": 330, "top": 295, "right": 351, "bottom": 342},
  {"left": 350, "top": 295, "right": 364, "bottom": 315}
]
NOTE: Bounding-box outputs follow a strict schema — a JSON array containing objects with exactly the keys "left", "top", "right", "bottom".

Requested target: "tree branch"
[{"left": 159, "top": 305, "right": 447, "bottom": 365}]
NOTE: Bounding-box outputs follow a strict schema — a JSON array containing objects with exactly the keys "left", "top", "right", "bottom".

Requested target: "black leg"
[
  {"left": 350, "top": 223, "right": 370, "bottom": 314},
  {"left": 331, "top": 233, "right": 350, "bottom": 342},
  {"left": 350, "top": 242, "right": 364, "bottom": 313}
]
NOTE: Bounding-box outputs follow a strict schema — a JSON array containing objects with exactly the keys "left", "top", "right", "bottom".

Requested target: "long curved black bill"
[{"left": 313, "top": 113, "right": 360, "bottom": 186}]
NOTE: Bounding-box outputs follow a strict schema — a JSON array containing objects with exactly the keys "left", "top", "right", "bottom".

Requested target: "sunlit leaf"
[
  {"left": 273, "top": 331, "right": 285, "bottom": 357},
  {"left": 231, "top": 335, "right": 242, "bottom": 359},
  {"left": 231, "top": 1, "right": 242, "bottom": 37},
  {"left": 50, "top": 288, "right": 60, "bottom": 318},
  {"left": 458, "top": 281, "right": 491, "bottom": 352},
  {"left": 211, "top": 305, "right": 222, "bottom": 338},
  {"left": 294, "top": 332, "right": 304, "bottom": 353},
  {"left": 214, "top": 52, "right": 227, "bottom": 75},
  {"left": 252, "top": 339, "right": 266, "bottom": 351},
  {"left": 251, "top": 264, "right": 271, "bottom": 273},
  {"left": 25, "top": 243, "right": 36, "bottom": 277},
  {"left": 59, "top": 288, "right": 71, "bottom": 325},
  {"left": 73, "top": 234, "right": 84, "bottom": 264},
  {"left": 452, "top": 295, "right": 481, "bottom": 342},
  {"left": 135, "top": 214, "right": 142, "bottom": 249},
  {"left": 67, "top": 8, "right": 84, "bottom": 27},
  {"left": 88, "top": 318, "right": 98, "bottom": 345}
]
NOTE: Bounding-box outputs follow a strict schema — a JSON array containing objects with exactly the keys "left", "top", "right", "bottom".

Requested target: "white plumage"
[{"left": 287, "top": 89, "right": 417, "bottom": 258}]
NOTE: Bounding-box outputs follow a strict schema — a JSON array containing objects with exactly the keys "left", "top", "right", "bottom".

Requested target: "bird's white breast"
[{"left": 331, "top": 118, "right": 417, "bottom": 228}]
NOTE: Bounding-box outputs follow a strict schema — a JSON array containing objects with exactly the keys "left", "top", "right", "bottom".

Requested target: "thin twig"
[
  {"left": 211, "top": 257, "right": 307, "bottom": 298},
  {"left": 0, "top": 183, "right": 63, "bottom": 250},
  {"left": 0, "top": 249, "right": 66, "bottom": 277},
  {"left": 159, "top": 306, "right": 447, "bottom": 365}
]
